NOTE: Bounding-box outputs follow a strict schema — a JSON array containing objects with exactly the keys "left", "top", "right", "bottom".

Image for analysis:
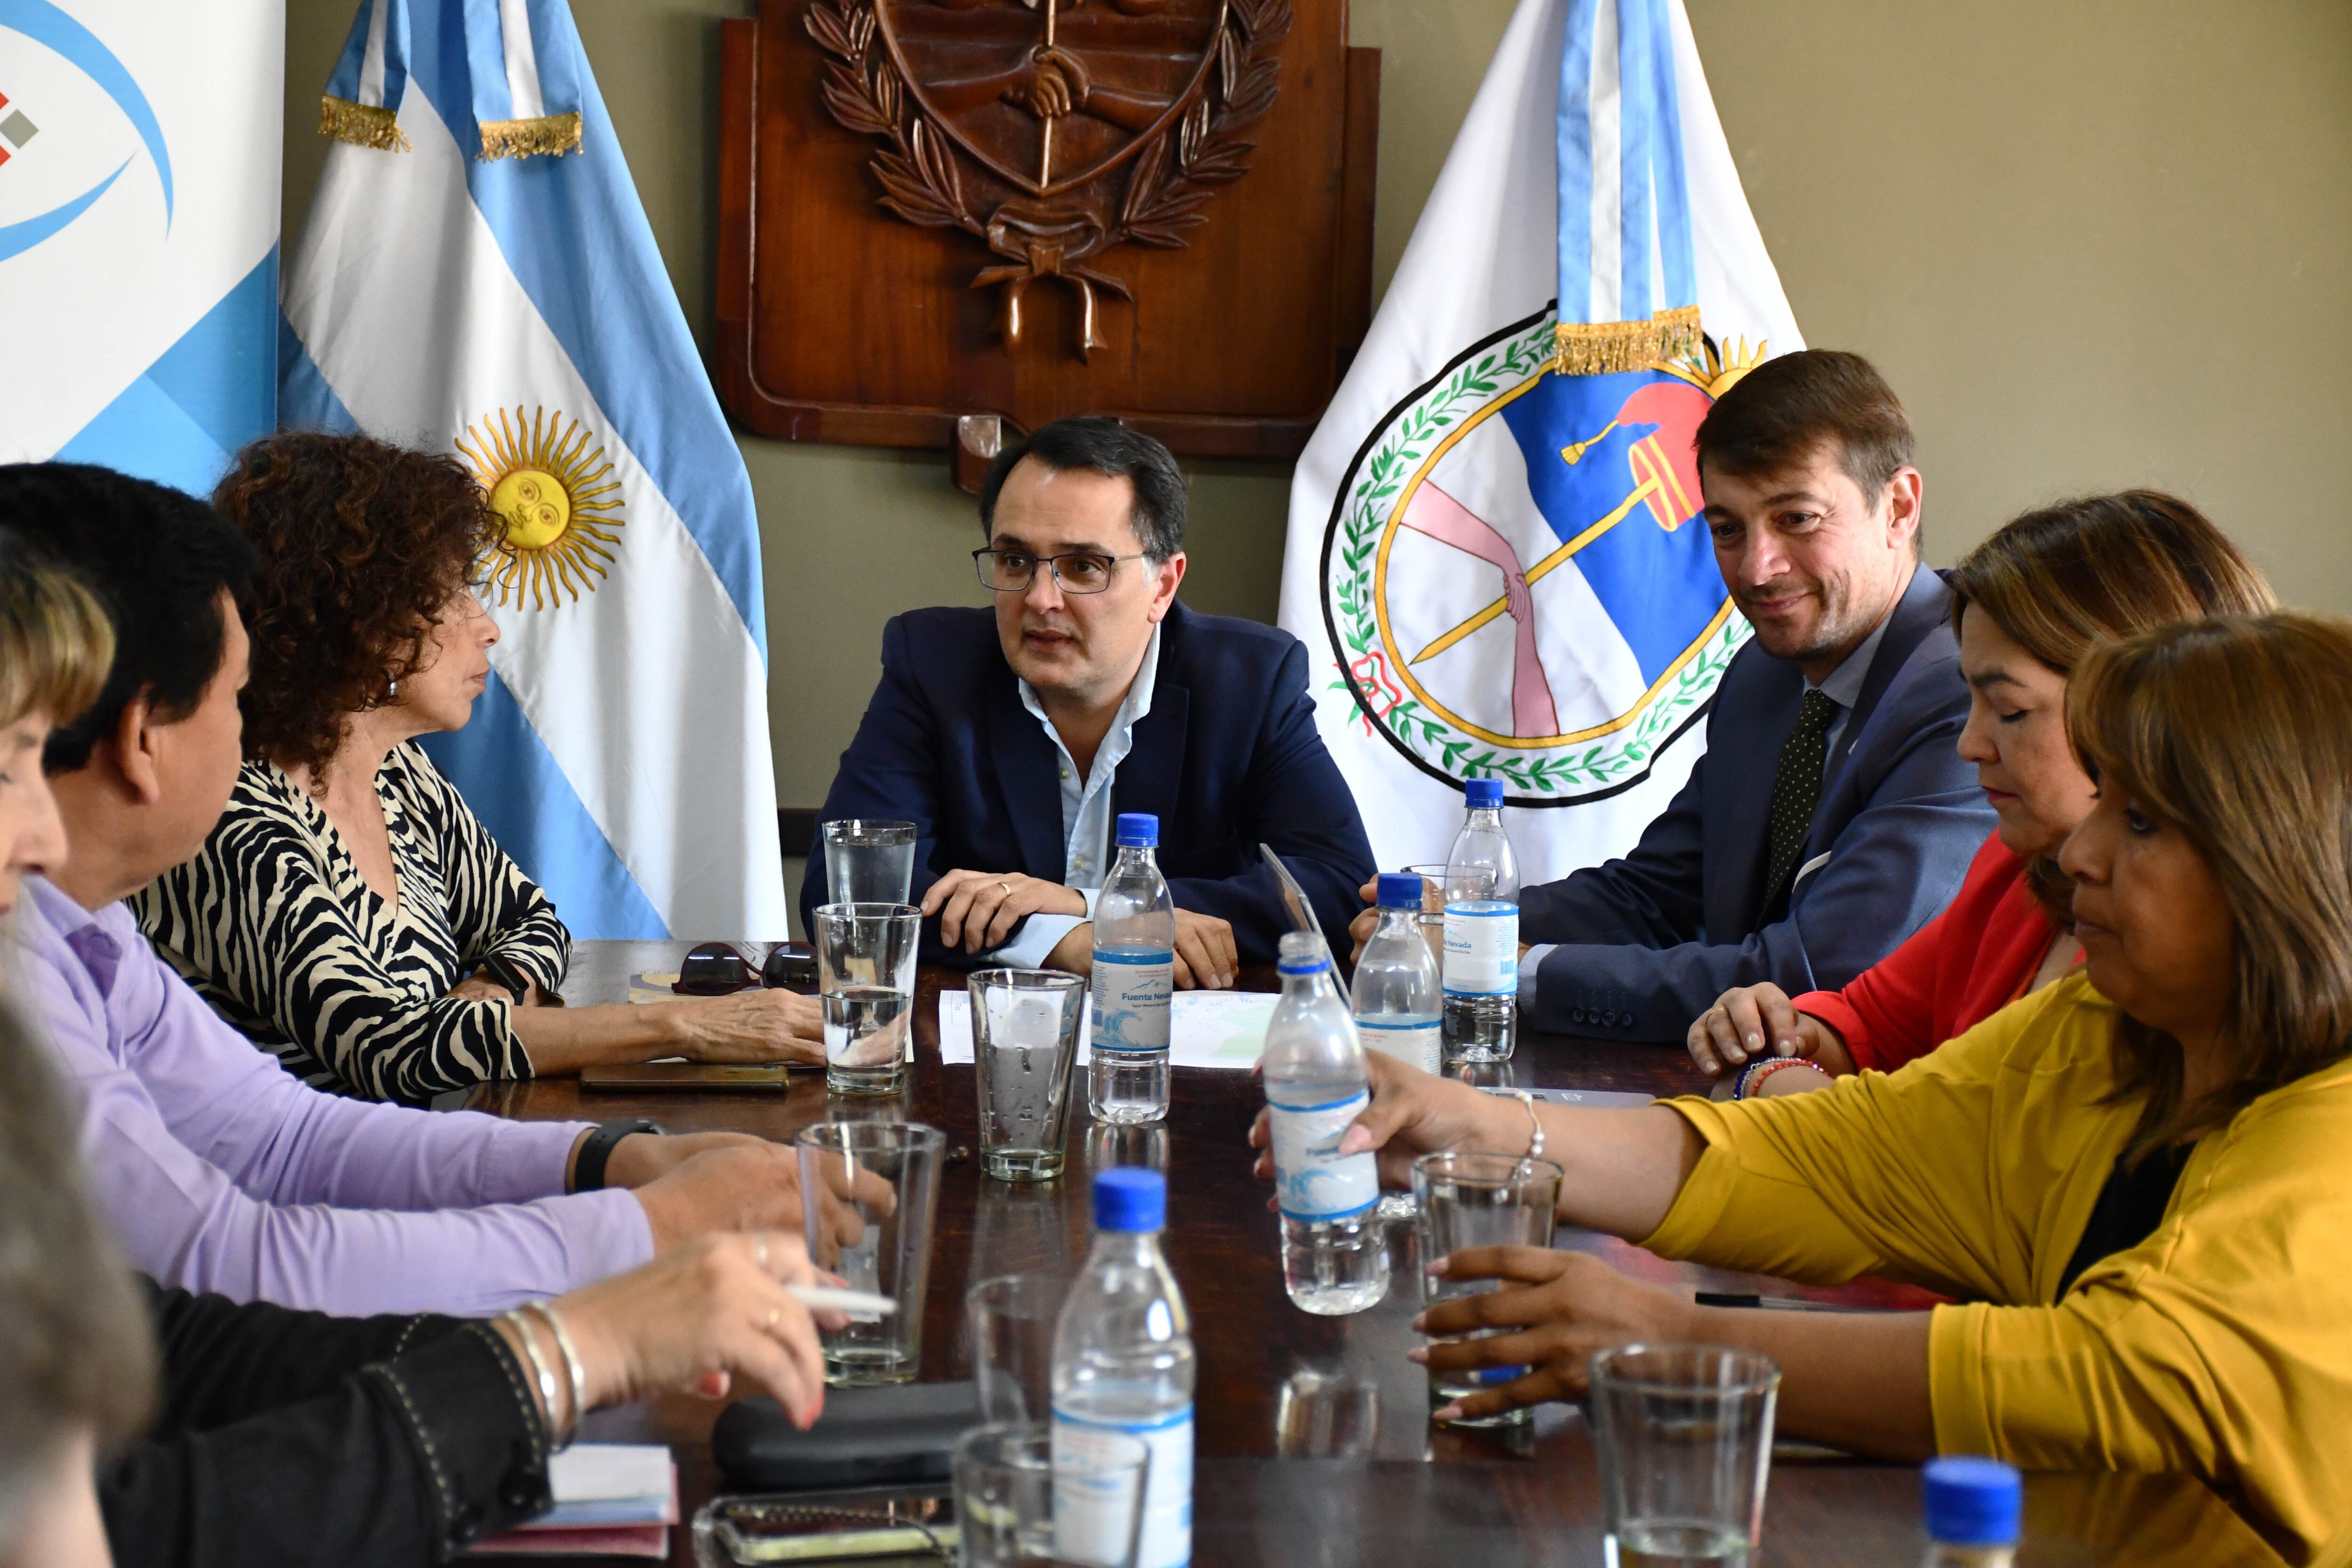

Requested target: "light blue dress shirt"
[
  {"left": 989, "top": 625, "right": 1163, "bottom": 968},
  {"left": 1516, "top": 565, "right": 1916, "bottom": 1005}
]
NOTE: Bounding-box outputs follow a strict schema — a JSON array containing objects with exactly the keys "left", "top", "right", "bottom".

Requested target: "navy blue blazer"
[
  {"left": 1520, "top": 567, "right": 1995, "bottom": 1042},
  {"left": 801, "top": 600, "right": 1376, "bottom": 968}
]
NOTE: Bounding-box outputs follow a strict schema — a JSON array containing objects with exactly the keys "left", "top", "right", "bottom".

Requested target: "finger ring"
[
  {"left": 756, "top": 1240, "right": 770, "bottom": 1268},
  {"left": 766, "top": 1308, "right": 781, "bottom": 1330},
  {"left": 999, "top": 881, "right": 1012, "bottom": 896}
]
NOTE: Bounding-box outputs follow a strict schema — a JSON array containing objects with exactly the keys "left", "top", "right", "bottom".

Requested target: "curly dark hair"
[{"left": 215, "top": 431, "right": 500, "bottom": 776}]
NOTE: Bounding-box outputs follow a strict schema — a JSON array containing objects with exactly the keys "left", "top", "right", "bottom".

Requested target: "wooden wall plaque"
[{"left": 715, "top": 0, "right": 1378, "bottom": 474}]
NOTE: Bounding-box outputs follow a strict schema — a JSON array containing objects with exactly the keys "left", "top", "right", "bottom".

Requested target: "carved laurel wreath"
[{"left": 803, "top": 0, "right": 1291, "bottom": 357}]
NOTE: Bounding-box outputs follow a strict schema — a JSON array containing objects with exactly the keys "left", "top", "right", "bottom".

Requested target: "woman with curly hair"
[{"left": 134, "top": 432, "right": 820, "bottom": 1102}]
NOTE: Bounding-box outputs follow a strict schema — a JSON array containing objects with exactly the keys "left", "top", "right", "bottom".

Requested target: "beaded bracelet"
[
  {"left": 523, "top": 1300, "right": 589, "bottom": 1452},
  {"left": 499, "top": 1308, "right": 563, "bottom": 1447},
  {"left": 1733, "top": 1057, "right": 1825, "bottom": 1099},
  {"left": 1509, "top": 1090, "right": 1546, "bottom": 1160}
]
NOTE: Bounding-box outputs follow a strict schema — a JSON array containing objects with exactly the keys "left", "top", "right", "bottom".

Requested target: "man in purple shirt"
[{"left": 1, "top": 463, "right": 815, "bottom": 1315}]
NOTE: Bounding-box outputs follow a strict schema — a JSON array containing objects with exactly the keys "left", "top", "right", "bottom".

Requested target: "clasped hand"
[
  {"left": 924, "top": 867, "right": 1238, "bottom": 988},
  {"left": 1685, "top": 981, "right": 1853, "bottom": 1080}
]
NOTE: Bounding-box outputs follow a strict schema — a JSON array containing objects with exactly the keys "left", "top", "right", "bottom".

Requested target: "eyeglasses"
[{"left": 971, "top": 549, "right": 1146, "bottom": 595}]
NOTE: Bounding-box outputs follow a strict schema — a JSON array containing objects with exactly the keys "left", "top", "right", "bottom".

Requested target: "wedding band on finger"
[
  {"left": 998, "top": 881, "right": 1012, "bottom": 897},
  {"left": 756, "top": 1239, "right": 770, "bottom": 1268},
  {"left": 765, "top": 1307, "right": 780, "bottom": 1330}
]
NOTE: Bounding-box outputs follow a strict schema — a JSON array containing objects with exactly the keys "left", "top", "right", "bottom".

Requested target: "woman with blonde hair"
[
  {"left": 1687, "top": 490, "right": 2273, "bottom": 1095},
  {"left": 0, "top": 539, "right": 148, "bottom": 1568},
  {"left": 1271, "top": 612, "right": 2352, "bottom": 1563}
]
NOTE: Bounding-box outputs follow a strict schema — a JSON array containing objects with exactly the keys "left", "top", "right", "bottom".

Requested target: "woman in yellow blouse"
[{"left": 1263, "top": 612, "right": 2352, "bottom": 1566}]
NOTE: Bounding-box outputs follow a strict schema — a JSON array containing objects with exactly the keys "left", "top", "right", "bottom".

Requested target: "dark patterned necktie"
[{"left": 1764, "top": 689, "right": 1841, "bottom": 901}]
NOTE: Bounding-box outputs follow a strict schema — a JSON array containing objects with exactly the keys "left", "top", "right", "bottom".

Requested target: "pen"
[
  {"left": 1693, "top": 1291, "right": 1895, "bottom": 1314},
  {"left": 787, "top": 1284, "right": 898, "bottom": 1317}
]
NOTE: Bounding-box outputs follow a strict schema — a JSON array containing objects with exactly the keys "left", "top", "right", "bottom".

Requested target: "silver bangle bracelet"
[
  {"left": 499, "top": 1308, "right": 562, "bottom": 1448},
  {"left": 1511, "top": 1089, "right": 1545, "bottom": 1160},
  {"left": 524, "top": 1300, "right": 589, "bottom": 1452}
]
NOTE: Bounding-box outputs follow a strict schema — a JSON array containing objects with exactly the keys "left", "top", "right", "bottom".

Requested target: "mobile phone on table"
[{"left": 580, "top": 1062, "right": 790, "bottom": 1092}]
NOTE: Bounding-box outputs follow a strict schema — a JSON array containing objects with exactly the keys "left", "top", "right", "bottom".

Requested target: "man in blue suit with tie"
[
  {"left": 1492, "top": 351, "right": 1993, "bottom": 1043},
  {"left": 804, "top": 418, "right": 1376, "bottom": 983}
]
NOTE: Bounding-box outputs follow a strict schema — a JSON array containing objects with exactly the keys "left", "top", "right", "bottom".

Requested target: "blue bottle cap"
[
  {"left": 1115, "top": 812, "right": 1160, "bottom": 848},
  {"left": 1093, "top": 1167, "right": 1167, "bottom": 1233},
  {"left": 1923, "top": 1457, "right": 2021, "bottom": 1547},
  {"left": 1464, "top": 779, "right": 1504, "bottom": 808},
  {"left": 1376, "top": 872, "right": 1425, "bottom": 909}
]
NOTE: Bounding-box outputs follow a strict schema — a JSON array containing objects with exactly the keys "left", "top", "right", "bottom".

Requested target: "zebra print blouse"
[{"left": 132, "top": 745, "right": 572, "bottom": 1103}]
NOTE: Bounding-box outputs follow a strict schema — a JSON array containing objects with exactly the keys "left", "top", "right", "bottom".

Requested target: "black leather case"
[{"left": 712, "top": 1379, "right": 982, "bottom": 1491}]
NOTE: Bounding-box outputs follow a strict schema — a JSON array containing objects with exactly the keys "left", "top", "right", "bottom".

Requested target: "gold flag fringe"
[
  {"left": 1552, "top": 304, "right": 1704, "bottom": 377},
  {"left": 478, "top": 113, "right": 583, "bottom": 162},
  {"left": 318, "top": 95, "right": 410, "bottom": 152}
]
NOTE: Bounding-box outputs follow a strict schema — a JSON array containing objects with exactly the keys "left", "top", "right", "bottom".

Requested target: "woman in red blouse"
[{"left": 1687, "top": 491, "right": 2272, "bottom": 1096}]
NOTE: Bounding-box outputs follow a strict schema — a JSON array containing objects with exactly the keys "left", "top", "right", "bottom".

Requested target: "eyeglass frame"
[{"left": 971, "top": 547, "right": 1151, "bottom": 595}]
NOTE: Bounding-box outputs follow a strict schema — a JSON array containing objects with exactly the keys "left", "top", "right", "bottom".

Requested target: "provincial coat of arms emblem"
[
  {"left": 802, "top": 0, "right": 1286, "bottom": 357},
  {"left": 1318, "top": 307, "right": 1764, "bottom": 804}
]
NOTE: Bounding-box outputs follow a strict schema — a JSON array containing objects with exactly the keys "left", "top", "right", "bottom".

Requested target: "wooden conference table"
[{"left": 465, "top": 942, "right": 2281, "bottom": 1568}]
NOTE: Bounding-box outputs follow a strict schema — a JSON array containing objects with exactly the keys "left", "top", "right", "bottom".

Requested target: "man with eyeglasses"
[{"left": 802, "top": 418, "right": 1375, "bottom": 981}]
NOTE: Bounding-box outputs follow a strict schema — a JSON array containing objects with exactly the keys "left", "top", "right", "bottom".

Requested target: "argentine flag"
[{"left": 282, "top": 0, "right": 786, "bottom": 940}]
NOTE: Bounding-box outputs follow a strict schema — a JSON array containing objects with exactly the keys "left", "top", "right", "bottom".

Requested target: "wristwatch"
[
  {"left": 478, "top": 952, "right": 533, "bottom": 1003},
  {"left": 575, "top": 1117, "right": 664, "bottom": 1191}
]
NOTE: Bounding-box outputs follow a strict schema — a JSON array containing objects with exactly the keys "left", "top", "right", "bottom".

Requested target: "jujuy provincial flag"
[
  {"left": 281, "top": 0, "right": 787, "bottom": 940},
  {"left": 1277, "top": 0, "right": 1802, "bottom": 884}
]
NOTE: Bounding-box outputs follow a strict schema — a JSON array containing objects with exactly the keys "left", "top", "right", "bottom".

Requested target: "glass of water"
[
  {"left": 1591, "top": 1343, "right": 1780, "bottom": 1568},
  {"left": 954, "top": 1423, "right": 1149, "bottom": 1568},
  {"left": 820, "top": 818, "right": 917, "bottom": 905},
  {"left": 1411, "top": 1149, "right": 1563, "bottom": 1427},
  {"left": 795, "top": 1120, "right": 944, "bottom": 1385},
  {"left": 968, "top": 1273, "right": 1065, "bottom": 1425},
  {"left": 813, "top": 901, "right": 919, "bottom": 1096},
  {"left": 970, "top": 968, "right": 1086, "bottom": 1181}
]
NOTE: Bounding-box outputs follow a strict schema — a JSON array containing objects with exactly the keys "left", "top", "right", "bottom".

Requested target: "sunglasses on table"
[{"left": 675, "top": 942, "right": 818, "bottom": 995}]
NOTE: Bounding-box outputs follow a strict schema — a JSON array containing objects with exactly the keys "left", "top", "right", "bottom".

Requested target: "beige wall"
[{"left": 282, "top": 0, "right": 2352, "bottom": 806}]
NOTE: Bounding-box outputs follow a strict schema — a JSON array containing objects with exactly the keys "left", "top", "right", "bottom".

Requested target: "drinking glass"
[
  {"left": 968, "top": 1273, "right": 1065, "bottom": 1426},
  {"left": 954, "top": 1424, "right": 1149, "bottom": 1568},
  {"left": 821, "top": 818, "right": 917, "bottom": 905},
  {"left": 795, "top": 1121, "right": 944, "bottom": 1385},
  {"left": 1274, "top": 1368, "right": 1380, "bottom": 1459},
  {"left": 1591, "top": 1344, "right": 1780, "bottom": 1568},
  {"left": 1411, "top": 1149, "right": 1563, "bottom": 1426},
  {"left": 813, "top": 901, "right": 919, "bottom": 1096},
  {"left": 970, "top": 969, "right": 1087, "bottom": 1181}
]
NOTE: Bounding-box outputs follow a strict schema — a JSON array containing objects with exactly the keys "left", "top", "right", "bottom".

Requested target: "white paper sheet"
[
  {"left": 938, "top": 989, "right": 1277, "bottom": 1069},
  {"left": 548, "top": 1443, "right": 672, "bottom": 1505}
]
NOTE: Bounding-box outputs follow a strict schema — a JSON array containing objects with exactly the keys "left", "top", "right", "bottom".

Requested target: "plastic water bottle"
[
  {"left": 1089, "top": 813, "right": 1175, "bottom": 1125},
  {"left": 1351, "top": 872, "right": 1442, "bottom": 1221},
  {"left": 1354, "top": 873, "right": 1444, "bottom": 1076},
  {"left": 1920, "top": 1457, "right": 2021, "bottom": 1568},
  {"left": 1053, "top": 1169, "right": 1195, "bottom": 1568},
  {"left": 1441, "top": 779, "right": 1520, "bottom": 1062},
  {"left": 1264, "top": 932, "right": 1390, "bottom": 1315}
]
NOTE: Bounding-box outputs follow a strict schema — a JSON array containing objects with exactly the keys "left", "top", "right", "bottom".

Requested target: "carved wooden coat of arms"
[
  {"left": 804, "top": 0, "right": 1288, "bottom": 358},
  {"left": 716, "top": 0, "right": 1376, "bottom": 477}
]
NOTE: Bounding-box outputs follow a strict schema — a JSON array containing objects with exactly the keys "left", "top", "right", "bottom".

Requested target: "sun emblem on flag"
[
  {"left": 457, "top": 406, "right": 626, "bottom": 610},
  {"left": 1318, "top": 308, "right": 1767, "bottom": 804}
]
